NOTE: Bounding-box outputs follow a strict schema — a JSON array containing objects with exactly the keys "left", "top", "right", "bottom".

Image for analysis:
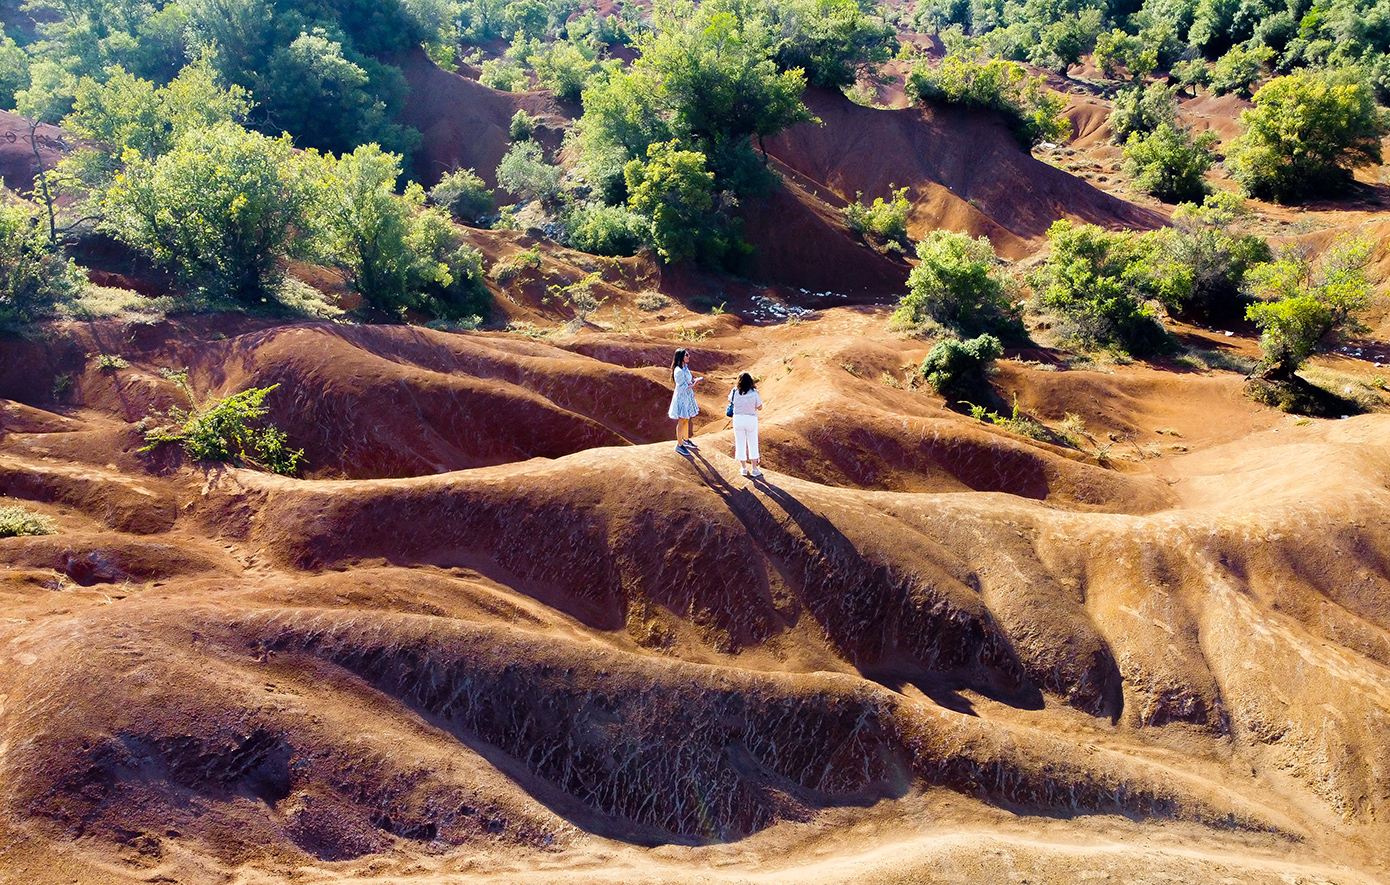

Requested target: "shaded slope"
[{"left": 763, "top": 89, "right": 1169, "bottom": 259}]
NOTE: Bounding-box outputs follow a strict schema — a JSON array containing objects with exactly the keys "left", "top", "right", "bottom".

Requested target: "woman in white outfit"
[
  {"left": 728, "top": 372, "right": 763, "bottom": 477},
  {"left": 668, "top": 348, "right": 702, "bottom": 453}
]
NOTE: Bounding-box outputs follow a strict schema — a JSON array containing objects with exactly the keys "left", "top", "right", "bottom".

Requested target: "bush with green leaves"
[
  {"left": 625, "top": 140, "right": 739, "bottom": 266},
  {"left": 1209, "top": 43, "right": 1272, "bottom": 98},
  {"left": 843, "top": 186, "right": 911, "bottom": 244},
  {"left": 767, "top": 0, "right": 899, "bottom": 89},
  {"left": 429, "top": 168, "right": 494, "bottom": 224},
  {"left": 920, "top": 333, "right": 1003, "bottom": 402},
  {"left": 1171, "top": 58, "right": 1211, "bottom": 93},
  {"left": 98, "top": 122, "right": 320, "bottom": 302},
  {"left": 528, "top": 38, "right": 599, "bottom": 101},
  {"left": 1, "top": 32, "right": 30, "bottom": 111},
  {"left": 893, "top": 230, "right": 1023, "bottom": 338},
  {"left": 564, "top": 203, "right": 648, "bottom": 256},
  {"left": 497, "top": 141, "right": 564, "bottom": 206},
  {"left": 0, "top": 504, "right": 57, "bottom": 538},
  {"left": 480, "top": 57, "right": 529, "bottom": 91},
  {"left": 1122, "top": 123, "right": 1218, "bottom": 203},
  {"left": 1030, "top": 220, "right": 1170, "bottom": 356},
  {"left": 1227, "top": 69, "right": 1388, "bottom": 201},
  {"left": 1108, "top": 80, "right": 1178, "bottom": 143},
  {"left": 1245, "top": 236, "right": 1373, "bottom": 381},
  {"left": 1145, "top": 194, "right": 1271, "bottom": 322},
  {"left": 323, "top": 144, "right": 490, "bottom": 320},
  {"left": 1094, "top": 28, "right": 1158, "bottom": 80},
  {"left": 0, "top": 193, "right": 86, "bottom": 325},
  {"left": 141, "top": 383, "right": 303, "bottom": 475},
  {"left": 906, "top": 46, "right": 1072, "bottom": 145}
]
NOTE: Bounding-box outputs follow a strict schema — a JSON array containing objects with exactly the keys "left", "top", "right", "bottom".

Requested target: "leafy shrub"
[
  {"left": 906, "top": 46, "right": 1072, "bottom": 145},
  {"left": 920, "top": 333, "right": 1003, "bottom": 401},
  {"left": 0, "top": 505, "right": 57, "bottom": 538},
  {"left": 0, "top": 194, "right": 86, "bottom": 325},
  {"left": 768, "top": 0, "right": 899, "bottom": 89},
  {"left": 529, "top": 39, "right": 599, "bottom": 102},
  {"left": 497, "top": 141, "right": 563, "bottom": 205},
  {"left": 1145, "top": 194, "right": 1271, "bottom": 321},
  {"left": 1030, "top": 220, "right": 1171, "bottom": 356},
  {"left": 564, "top": 203, "right": 648, "bottom": 256},
  {"left": 93, "top": 353, "right": 131, "bottom": 372},
  {"left": 1171, "top": 58, "right": 1211, "bottom": 93},
  {"left": 1227, "top": 68, "right": 1388, "bottom": 201},
  {"left": 893, "top": 230, "right": 1022, "bottom": 338},
  {"left": 429, "top": 168, "right": 494, "bottom": 224},
  {"left": 509, "top": 109, "right": 536, "bottom": 141},
  {"left": 843, "top": 186, "right": 911, "bottom": 243},
  {"left": 1122, "top": 123, "right": 1218, "bottom": 203},
  {"left": 480, "top": 57, "right": 528, "bottom": 91},
  {"left": 99, "top": 122, "right": 318, "bottom": 301},
  {"left": 1246, "top": 236, "right": 1373, "bottom": 380},
  {"left": 1094, "top": 28, "right": 1158, "bottom": 80},
  {"left": 1108, "top": 81, "right": 1178, "bottom": 143},
  {"left": 625, "top": 141, "right": 737, "bottom": 266},
  {"left": 141, "top": 383, "right": 304, "bottom": 475},
  {"left": 324, "top": 145, "right": 491, "bottom": 320},
  {"left": 1209, "top": 44, "right": 1272, "bottom": 98}
]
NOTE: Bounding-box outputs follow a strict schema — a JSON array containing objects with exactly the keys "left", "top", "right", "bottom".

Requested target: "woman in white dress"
[
  {"left": 727, "top": 372, "right": 763, "bottom": 476},
  {"left": 668, "top": 348, "right": 702, "bottom": 453}
]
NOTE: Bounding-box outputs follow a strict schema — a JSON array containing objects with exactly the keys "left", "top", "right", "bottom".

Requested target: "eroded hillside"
[{"left": 2, "top": 309, "right": 1389, "bottom": 885}]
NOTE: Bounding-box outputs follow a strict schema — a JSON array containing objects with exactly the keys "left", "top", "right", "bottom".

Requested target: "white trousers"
[{"left": 732, "top": 414, "right": 759, "bottom": 461}]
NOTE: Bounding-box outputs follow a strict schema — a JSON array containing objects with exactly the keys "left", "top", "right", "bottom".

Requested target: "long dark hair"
[
  {"left": 737, "top": 372, "right": 755, "bottom": 394},
  {"left": 672, "top": 348, "right": 687, "bottom": 369}
]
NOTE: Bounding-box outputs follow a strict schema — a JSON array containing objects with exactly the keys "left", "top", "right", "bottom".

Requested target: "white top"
[{"left": 729, "top": 389, "right": 762, "bottom": 416}]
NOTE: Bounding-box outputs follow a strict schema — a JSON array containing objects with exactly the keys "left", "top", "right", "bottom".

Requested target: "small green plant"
[
  {"left": 0, "top": 505, "right": 57, "bottom": 537},
  {"left": 493, "top": 247, "right": 543, "bottom": 285},
  {"left": 673, "top": 325, "right": 711, "bottom": 342},
  {"left": 92, "top": 353, "right": 130, "bottom": 372},
  {"left": 506, "top": 321, "right": 552, "bottom": 337},
  {"left": 51, "top": 373, "right": 72, "bottom": 399},
  {"left": 843, "top": 186, "right": 911, "bottom": 244},
  {"left": 141, "top": 384, "right": 304, "bottom": 475},
  {"left": 509, "top": 109, "right": 536, "bottom": 141}
]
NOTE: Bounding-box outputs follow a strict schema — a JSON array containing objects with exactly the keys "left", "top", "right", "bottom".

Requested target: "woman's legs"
[
  {"left": 675, "top": 417, "right": 690, "bottom": 448},
  {"left": 747, "top": 423, "right": 761, "bottom": 474}
]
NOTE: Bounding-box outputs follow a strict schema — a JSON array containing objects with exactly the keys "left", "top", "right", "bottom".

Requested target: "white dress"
[{"left": 668, "top": 365, "right": 698, "bottom": 419}]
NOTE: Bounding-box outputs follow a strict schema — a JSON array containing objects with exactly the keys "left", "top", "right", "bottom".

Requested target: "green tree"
[
  {"left": 893, "top": 229, "right": 1023, "bottom": 338},
  {"left": 1144, "top": 194, "right": 1271, "bottom": 322},
  {"left": 1030, "top": 220, "right": 1170, "bottom": 355},
  {"left": 61, "top": 61, "right": 250, "bottom": 163},
  {"left": 1245, "top": 236, "right": 1374, "bottom": 380},
  {"left": 529, "top": 38, "right": 599, "bottom": 101},
  {"left": 906, "top": 45, "right": 1072, "bottom": 144},
  {"left": 1208, "top": 43, "right": 1272, "bottom": 97},
  {"left": 768, "top": 0, "right": 899, "bottom": 89},
  {"left": 1108, "top": 80, "right": 1177, "bottom": 142},
  {"left": 256, "top": 29, "right": 418, "bottom": 155},
  {"left": 1094, "top": 28, "right": 1158, "bottom": 80},
  {"left": 323, "top": 144, "right": 490, "bottom": 319},
  {"left": 429, "top": 168, "right": 494, "bottom": 224},
  {"left": 99, "top": 122, "right": 320, "bottom": 300},
  {"left": 640, "top": 0, "right": 814, "bottom": 162},
  {"left": 1226, "top": 68, "right": 1389, "bottom": 201},
  {"left": 0, "top": 192, "right": 86, "bottom": 325},
  {"left": 496, "top": 140, "right": 563, "bottom": 205},
  {"left": 0, "top": 32, "right": 27, "bottom": 111},
  {"left": 625, "top": 140, "right": 730, "bottom": 264},
  {"left": 563, "top": 202, "right": 648, "bottom": 256},
  {"left": 1122, "top": 123, "right": 1218, "bottom": 203}
]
